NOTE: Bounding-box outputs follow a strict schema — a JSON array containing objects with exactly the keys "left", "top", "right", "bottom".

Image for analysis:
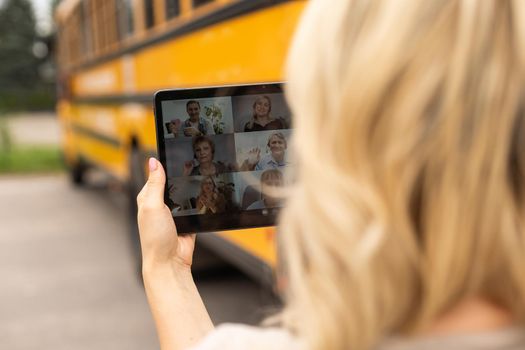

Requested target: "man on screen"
[
  {"left": 166, "top": 100, "right": 215, "bottom": 137},
  {"left": 240, "top": 132, "right": 289, "bottom": 171},
  {"left": 182, "top": 100, "right": 215, "bottom": 137}
]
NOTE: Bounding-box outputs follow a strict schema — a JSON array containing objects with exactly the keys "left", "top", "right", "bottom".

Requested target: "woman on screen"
[
  {"left": 183, "top": 136, "right": 233, "bottom": 176},
  {"left": 244, "top": 95, "right": 286, "bottom": 132},
  {"left": 196, "top": 176, "right": 225, "bottom": 215}
]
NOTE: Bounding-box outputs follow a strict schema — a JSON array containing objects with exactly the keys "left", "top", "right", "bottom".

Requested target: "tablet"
[{"left": 154, "top": 83, "right": 292, "bottom": 233}]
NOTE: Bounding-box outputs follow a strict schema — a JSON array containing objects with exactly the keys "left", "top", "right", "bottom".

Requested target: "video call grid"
[{"left": 161, "top": 93, "right": 291, "bottom": 214}]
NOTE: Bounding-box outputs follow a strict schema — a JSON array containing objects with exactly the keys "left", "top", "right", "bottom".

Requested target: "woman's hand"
[
  {"left": 137, "top": 158, "right": 196, "bottom": 271},
  {"left": 168, "top": 119, "right": 182, "bottom": 136},
  {"left": 201, "top": 196, "right": 217, "bottom": 213},
  {"left": 182, "top": 160, "right": 194, "bottom": 176},
  {"left": 136, "top": 158, "right": 214, "bottom": 350}
]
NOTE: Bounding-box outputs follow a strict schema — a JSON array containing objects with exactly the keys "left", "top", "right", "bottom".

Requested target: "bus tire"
[{"left": 69, "top": 159, "right": 86, "bottom": 186}]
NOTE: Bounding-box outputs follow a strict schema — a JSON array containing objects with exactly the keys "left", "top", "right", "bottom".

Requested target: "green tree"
[
  {"left": 51, "top": 0, "right": 62, "bottom": 13},
  {"left": 50, "top": 0, "right": 62, "bottom": 31},
  {"left": 0, "top": 0, "right": 39, "bottom": 90}
]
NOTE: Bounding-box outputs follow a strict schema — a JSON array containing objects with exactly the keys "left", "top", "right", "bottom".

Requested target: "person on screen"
[
  {"left": 244, "top": 95, "right": 287, "bottom": 132},
  {"left": 183, "top": 136, "right": 234, "bottom": 176},
  {"left": 168, "top": 100, "right": 215, "bottom": 137},
  {"left": 137, "top": 1, "right": 525, "bottom": 350},
  {"left": 165, "top": 120, "right": 181, "bottom": 136},
  {"left": 240, "top": 132, "right": 290, "bottom": 171},
  {"left": 246, "top": 169, "right": 284, "bottom": 210},
  {"left": 196, "top": 176, "right": 226, "bottom": 214}
]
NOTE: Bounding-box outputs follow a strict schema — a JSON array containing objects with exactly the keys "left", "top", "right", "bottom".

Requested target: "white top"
[
  {"left": 190, "top": 324, "right": 525, "bottom": 350},
  {"left": 189, "top": 324, "right": 302, "bottom": 350}
]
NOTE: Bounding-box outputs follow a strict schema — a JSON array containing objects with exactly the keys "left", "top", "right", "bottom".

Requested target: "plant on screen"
[{"left": 204, "top": 104, "right": 225, "bottom": 134}]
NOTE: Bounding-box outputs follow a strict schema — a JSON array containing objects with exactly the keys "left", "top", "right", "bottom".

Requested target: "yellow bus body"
[{"left": 56, "top": 0, "right": 304, "bottom": 280}]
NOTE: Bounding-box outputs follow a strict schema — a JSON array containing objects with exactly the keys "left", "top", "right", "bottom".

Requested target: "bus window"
[
  {"left": 92, "top": 0, "right": 111, "bottom": 53},
  {"left": 102, "top": 0, "right": 118, "bottom": 50},
  {"left": 144, "top": 0, "right": 155, "bottom": 29},
  {"left": 192, "top": 0, "right": 213, "bottom": 8},
  {"left": 165, "top": 0, "right": 180, "bottom": 20},
  {"left": 81, "top": 0, "right": 93, "bottom": 56},
  {"left": 116, "top": 0, "right": 134, "bottom": 39}
]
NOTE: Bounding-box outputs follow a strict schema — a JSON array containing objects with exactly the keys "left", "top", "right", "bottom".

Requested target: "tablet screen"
[{"left": 154, "top": 83, "right": 292, "bottom": 233}]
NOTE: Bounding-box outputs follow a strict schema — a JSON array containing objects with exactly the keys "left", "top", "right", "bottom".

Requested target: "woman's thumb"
[{"left": 145, "top": 158, "right": 166, "bottom": 201}]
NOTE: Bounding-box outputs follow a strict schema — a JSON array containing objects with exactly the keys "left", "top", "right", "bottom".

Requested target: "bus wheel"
[
  {"left": 69, "top": 158, "right": 87, "bottom": 186},
  {"left": 127, "top": 147, "right": 146, "bottom": 277}
]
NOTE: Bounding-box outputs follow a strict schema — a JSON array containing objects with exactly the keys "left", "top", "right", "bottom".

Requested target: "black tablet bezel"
[{"left": 154, "top": 83, "right": 285, "bottom": 234}]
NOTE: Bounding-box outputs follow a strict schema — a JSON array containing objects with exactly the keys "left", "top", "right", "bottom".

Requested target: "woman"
[
  {"left": 195, "top": 176, "right": 225, "bottom": 214},
  {"left": 165, "top": 119, "right": 181, "bottom": 136},
  {"left": 240, "top": 132, "right": 290, "bottom": 171},
  {"left": 183, "top": 136, "right": 232, "bottom": 176},
  {"left": 137, "top": 1, "right": 525, "bottom": 349},
  {"left": 244, "top": 95, "right": 286, "bottom": 132}
]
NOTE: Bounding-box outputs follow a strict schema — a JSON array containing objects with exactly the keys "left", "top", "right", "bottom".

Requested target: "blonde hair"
[
  {"left": 261, "top": 168, "right": 284, "bottom": 184},
  {"left": 279, "top": 1, "right": 525, "bottom": 349}
]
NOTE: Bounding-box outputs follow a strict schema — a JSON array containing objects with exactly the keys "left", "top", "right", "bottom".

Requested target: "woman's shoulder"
[
  {"left": 214, "top": 161, "right": 238, "bottom": 173},
  {"left": 266, "top": 118, "right": 287, "bottom": 130},
  {"left": 190, "top": 324, "right": 302, "bottom": 350},
  {"left": 190, "top": 165, "right": 201, "bottom": 176},
  {"left": 379, "top": 326, "right": 525, "bottom": 350},
  {"left": 244, "top": 121, "right": 254, "bottom": 132},
  {"left": 213, "top": 161, "right": 228, "bottom": 173}
]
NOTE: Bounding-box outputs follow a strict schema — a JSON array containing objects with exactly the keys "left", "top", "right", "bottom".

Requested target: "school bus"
[{"left": 55, "top": 0, "right": 305, "bottom": 284}]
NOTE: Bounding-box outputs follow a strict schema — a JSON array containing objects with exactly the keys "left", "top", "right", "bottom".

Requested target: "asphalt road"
[{"left": 0, "top": 173, "right": 280, "bottom": 350}]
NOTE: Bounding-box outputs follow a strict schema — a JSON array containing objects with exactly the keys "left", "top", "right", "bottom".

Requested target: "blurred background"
[{"left": 0, "top": 0, "right": 305, "bottom": 349}]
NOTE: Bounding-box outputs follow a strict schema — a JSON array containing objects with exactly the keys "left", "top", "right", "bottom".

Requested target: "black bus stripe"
[
  {"left": 72, "top": 94, "right": 153, "bottom": 105},
  {"left": 72, "top": 124, "right": 122, "bottom": 148}
]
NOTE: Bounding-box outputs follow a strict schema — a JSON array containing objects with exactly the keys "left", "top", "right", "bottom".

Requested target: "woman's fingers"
[
  {"left": 137, "top": 158, "right": 181, "bottom": 266},
  {"left": 183, "top": 161, "right": 193, "bottom": 175},
  {"left": 138, "top": 158, "right": 166, "bottom": 209},
  {"left": 177, "top": 234, "right": 197, "bottom": 265}
]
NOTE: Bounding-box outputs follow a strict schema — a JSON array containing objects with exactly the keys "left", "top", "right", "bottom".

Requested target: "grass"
[
  {"left": 0, "top": 146, "right": 64, "bottom": 174},
  {"left": 0, "top": 113, "right": 64, "bottom": 174}
]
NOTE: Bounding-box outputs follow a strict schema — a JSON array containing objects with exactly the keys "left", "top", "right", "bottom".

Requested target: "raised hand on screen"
[
  {"left": 246, "top": 148, "right": 261, "bottom": 166},
  {"left": 183, "top": 160, "right": 194, "bottom": 176},
  {"left": 167, "top": 118, "right": 182, "bottom": 136}
]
